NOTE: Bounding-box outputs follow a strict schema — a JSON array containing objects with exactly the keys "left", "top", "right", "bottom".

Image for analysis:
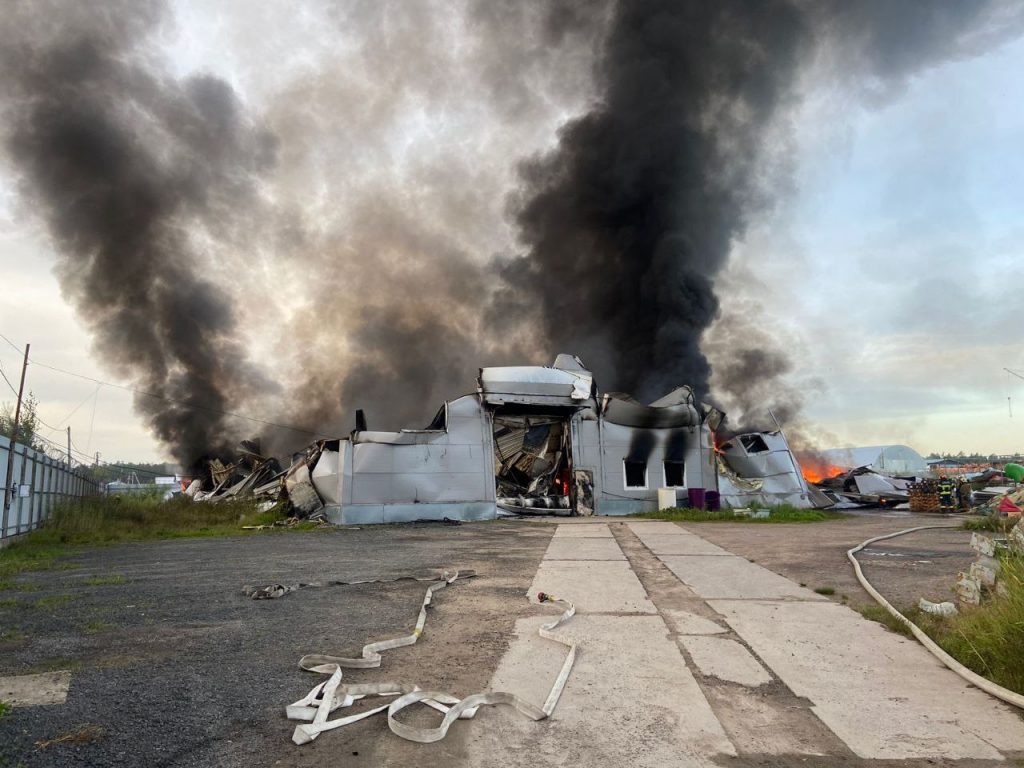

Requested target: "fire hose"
[
  {"left": 848, "top": 525, "right": 1024, "bottom": 711},
  {"left": 286, "top": 571, "right": 578, "bottom": 744}
]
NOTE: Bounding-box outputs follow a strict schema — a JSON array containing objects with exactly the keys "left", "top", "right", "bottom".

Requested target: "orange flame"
[{"left": 798, "top": 458, "right": 844, "bottom": 484}]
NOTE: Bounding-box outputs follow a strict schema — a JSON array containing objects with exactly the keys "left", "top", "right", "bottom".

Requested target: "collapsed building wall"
[
  {"left": 308, "top": 355, "right": 722, "bottom": 524},
  {"left": 716, "top": 431, "right": 832, "bottom": 510}
]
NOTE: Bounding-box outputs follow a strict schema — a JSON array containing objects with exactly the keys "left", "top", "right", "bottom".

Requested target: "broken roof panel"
[
  {"left": 478, "top": 363, "right": 593, "bottom": 406},
  {"left": 600, "top": 392, "right": 700, "bottom": 428}
]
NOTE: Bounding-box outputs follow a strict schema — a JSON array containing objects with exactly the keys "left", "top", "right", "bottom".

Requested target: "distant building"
[{"left": 820, "top": 445, "right": 929, "bottom": 477}]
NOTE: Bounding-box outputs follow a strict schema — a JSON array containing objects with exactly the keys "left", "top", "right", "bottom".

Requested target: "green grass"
[
  {"left": 0, "top": 628, "right": 25, "bottom": 645},
  {"left": 632, "top": 503, "right": 848, "bottom": 523},
  {"left": 0, "top": 598, "right": 18, "bottom": 608},
  {"left": 963, "top": 514, "right": 1016, "bottom": 533},
  {"left": 858, "top": 558, "right": 1024, "bottom": 695},
  {"left": 0, "top": 496, "right": 297, "bottom": 579},
  {"left": 84, "top": 574, "right": 126, "bottom": 587},
  {"left": 814, "top": 586, "right": 836, "bottom": 596},
  {"left": 0, "top": 701, "right": 10, "bottom": 720},
  {"left": 0, "top": 580, "right": 39, "bottom": 592},
  {"left": 33, "top": 594, "right": 71, "bottom": 610},
  {"left": 858, "top": 603, "right": 916, "bottom": 638},
  {"left": 81, "top": 620, "right": 113, "bottom": 635},
  {"left": 922, "top": 557, "right": 1024, "bottom": 695}
]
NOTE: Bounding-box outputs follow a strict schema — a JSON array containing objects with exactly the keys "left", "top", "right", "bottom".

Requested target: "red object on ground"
[{"left": 998, "top": 496, "right": 1022, "bottom": 515}]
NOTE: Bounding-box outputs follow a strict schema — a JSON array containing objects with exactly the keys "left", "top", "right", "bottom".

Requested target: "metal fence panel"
[{"left": 1, "top": 435, "right": 99, "bottom": 540}]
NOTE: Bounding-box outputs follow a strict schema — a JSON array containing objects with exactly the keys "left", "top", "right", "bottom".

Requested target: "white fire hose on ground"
[
  {"left": 286, "top": 570, "right": 578, "bottom": 745},
  {"left": 848, "top": 525, "right": 1024, "bottom": 711}
]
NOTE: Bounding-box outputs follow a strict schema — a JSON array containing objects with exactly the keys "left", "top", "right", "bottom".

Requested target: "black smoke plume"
[
  {"left": 3, "top": 0, "right": 1024, "bottom": 462},
  {"left": 1, "top": 2, "right": 275, "bottom": 466},
  {"left": 499, "top": 0, "right": 1024, "bottom": 415},
  {"left": 496, "top": 0, "right": 810, "bottom": 404}
]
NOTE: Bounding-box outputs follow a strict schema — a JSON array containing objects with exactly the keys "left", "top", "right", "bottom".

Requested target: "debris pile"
[{"left": 181, "top": 438, "right": 330, "bottom": 521}]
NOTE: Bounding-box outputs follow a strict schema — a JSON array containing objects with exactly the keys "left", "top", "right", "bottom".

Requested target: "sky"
[{"left": 1, "top": 2, "right": 1023, "bottom": 463}]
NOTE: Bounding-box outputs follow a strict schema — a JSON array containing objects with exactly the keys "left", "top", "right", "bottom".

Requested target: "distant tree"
[
  {"left": 0, "top": 391, "right": 42, "bottom": 450},
  {"left": 927, "top": 452, "right": 941, "bottom": 459}
]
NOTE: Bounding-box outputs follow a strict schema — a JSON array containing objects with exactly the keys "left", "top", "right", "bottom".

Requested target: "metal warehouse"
[{"left": 297, "top": 354, "right": 824, "bottom": 524}]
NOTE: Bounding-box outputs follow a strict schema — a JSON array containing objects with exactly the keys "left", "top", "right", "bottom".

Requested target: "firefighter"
[
  {"left": 937, "top": 475, "right": 955, "bottom": 513},
  {"left": 956, "top": 478, "right": 970, "bottom": 511}
]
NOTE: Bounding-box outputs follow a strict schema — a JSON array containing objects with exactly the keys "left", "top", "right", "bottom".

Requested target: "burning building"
[{"left": 296, "top": 355, "right": 829, "bottom": 524}]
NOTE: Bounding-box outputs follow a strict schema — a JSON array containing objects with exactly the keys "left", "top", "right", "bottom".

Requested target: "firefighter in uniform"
[{"left": 937, "top": 475, "right": 955, "bottom": 513}]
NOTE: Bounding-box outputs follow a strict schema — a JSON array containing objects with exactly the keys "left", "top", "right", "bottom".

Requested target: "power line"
[{"left": 0, "top": 331, "right": 327, "bottom": 437}]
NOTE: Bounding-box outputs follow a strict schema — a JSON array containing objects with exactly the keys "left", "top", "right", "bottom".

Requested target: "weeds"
[
  {"left": 858, "top": 603, "right": 916, "bottom": 638},
  {"left": 0, "top": 581, "right": 39, "bottom": 592},
  {"left": 33, "top": 594, "right": 72, "bottom": 610},
  {"left": 0, "top": 496, "right": 296, "bottom": 579},
  {"left": 963, "top": 514, "right": 1016, "bottom": 533},
  {"left": 857, "top": 558, "right": 1024, "bottom": 695},
  {"left": 27, "top": 658, "right": 83, "bottom": 674},
  {"left": 0, "top": 702, "right": 10, "bottom": 720},
  {"left": 814, "top": 586, "right": 835, "bottom": 596},
  {"left": 632, "top": 504, "right": 848, "bottom": 523},
  {"left": 925, "top": 556, "right": 1024, "bottom": 695},
  {"left": 0, "top": 628, "right": 25, "bottom": 645},
  {"left": 81, "top": 621, "right": 113, "bottom": 635}
]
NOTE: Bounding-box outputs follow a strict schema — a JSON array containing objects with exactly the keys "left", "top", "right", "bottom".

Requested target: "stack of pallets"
[{"left": 909, "top": 479, "right": 942, "bottom": 513}]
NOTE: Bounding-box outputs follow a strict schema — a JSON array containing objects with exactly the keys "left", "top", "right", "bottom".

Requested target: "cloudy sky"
[{"left": 1, "top": 1, "right": 1022, "bottom": 464}]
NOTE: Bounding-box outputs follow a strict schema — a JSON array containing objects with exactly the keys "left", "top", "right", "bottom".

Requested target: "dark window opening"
[
  {"left": 740, "top": 434, "right": 770, "bottom": 454},
  {"left": 664, "top": 460, "right": 685, "bottom": 487},
  {"left": 624, "top": 460, "right": 647, "bottom": 488}
]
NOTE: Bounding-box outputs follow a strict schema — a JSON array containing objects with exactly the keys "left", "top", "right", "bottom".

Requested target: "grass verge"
[
  {"left": 859, "top": 557, "right": 1024, "bottom": 695},
  {"left": 0, "top": 496, "right": 298, "bottom": 579},
  {"left": 632, "top": 503, "right": 848, "bottom": 523},
  {"left": 962, "top": 514, "right": 1017, "bottom": 533}
]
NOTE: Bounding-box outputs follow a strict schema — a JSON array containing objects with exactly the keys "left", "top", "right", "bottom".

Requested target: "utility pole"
[
  {"left": 67, "top": 426, "right": 72, "bottom": 467},
  {"left": 2, "top": 343, "right": 30, "bottom": 534},
  {"left": 1005, "top": 369, "right": 1024, "bottom": 419}
]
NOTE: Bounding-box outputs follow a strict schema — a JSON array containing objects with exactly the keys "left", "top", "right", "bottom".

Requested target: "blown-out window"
[
  {"left": 624, "top": 460, "right": 647, "bottom": 489},
  {"left": 663, "top": 460, "right": 685, "bottom": 487}
]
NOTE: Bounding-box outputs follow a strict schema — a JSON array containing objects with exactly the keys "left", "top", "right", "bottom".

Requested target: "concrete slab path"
[{"left": 464, "top": 519, "right": 1024, "bottom": 766}]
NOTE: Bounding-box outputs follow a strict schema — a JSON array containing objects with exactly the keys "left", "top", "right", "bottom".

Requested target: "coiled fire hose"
[
  {"left": 848, "top": 525, "right": 1024, "bottom": 711},
  {"left": 287, "top": 571, "right": 578, "bottom": 744}
]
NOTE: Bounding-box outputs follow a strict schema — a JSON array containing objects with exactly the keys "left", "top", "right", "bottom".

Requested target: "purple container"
[
  {"left": 705, "top": 490, "right": 721, "bottom": 512},
  {"left": 687, "top": 487, "right": 706, "bottom": 510}
]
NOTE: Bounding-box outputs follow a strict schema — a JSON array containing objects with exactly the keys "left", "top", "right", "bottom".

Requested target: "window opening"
[
  {"left": 624, "top": 460, "right": 647, "bottom": 489},
  {"left": 663, "top": 460, "right": 685, "bottom": 487}
]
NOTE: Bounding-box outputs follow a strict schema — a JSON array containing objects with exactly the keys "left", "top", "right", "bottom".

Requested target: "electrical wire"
[{"left": 42, "top": 382, "right": 102, "bottom": 438}]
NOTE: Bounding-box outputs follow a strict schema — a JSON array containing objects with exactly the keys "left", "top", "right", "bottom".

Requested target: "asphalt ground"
[
  {"left": 690, "top": 511, "right": 975, "bottom": 611},
  {"left": 0, "top": 521, "right": 554, "bottom": 768},
  {"left": 0, "top": 510, "right": 984, "bottom": 767}
]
